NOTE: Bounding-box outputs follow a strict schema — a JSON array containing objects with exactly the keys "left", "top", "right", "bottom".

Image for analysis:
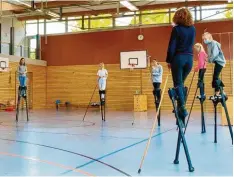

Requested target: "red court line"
[{"left": 0, "top": 151, "right": 96, "bottom": 177}]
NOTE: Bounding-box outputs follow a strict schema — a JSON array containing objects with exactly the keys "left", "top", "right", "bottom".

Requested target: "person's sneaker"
[
  {"left": 210, "top": 94, "right": 222, "bottom": 101},
  {"left": 209, "top": 95, "right": 215, "bottom": 100},
  {"left": 23, "top": 93, "right": 27, "bottom": 98},
  {"left": 196, "top": 94, "right": 206, "bottom": 101}
]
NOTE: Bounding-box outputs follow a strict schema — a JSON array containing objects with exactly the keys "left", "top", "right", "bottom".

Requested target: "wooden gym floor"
[{"left": 0, "top": 109, "right": 232, "bottom": 176}]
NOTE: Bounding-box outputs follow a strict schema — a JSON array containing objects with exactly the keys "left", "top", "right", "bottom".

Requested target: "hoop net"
[
  {"left": 0, "top": 67, "right": 8, "bottom": 72},
  {"left": 129, "top": 64, "right": 136, "bottom": 71}
]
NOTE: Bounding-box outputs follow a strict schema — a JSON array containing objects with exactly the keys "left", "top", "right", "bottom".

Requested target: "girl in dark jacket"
[{"left": 166, "top": 8, "right": 196, "bottom": 124}]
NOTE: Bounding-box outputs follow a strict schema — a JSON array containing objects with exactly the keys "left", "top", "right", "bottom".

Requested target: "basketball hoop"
[
  {"left": 129, "top": 64, "right": 136, "bottom": 71},
  {"left": 0, "top": 58, "right": 9, "bottom": 72}
]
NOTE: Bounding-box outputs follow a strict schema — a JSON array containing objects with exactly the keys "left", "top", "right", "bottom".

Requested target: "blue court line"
[{"left": 61, "top": 126, "right": 176, "bottom": 175}]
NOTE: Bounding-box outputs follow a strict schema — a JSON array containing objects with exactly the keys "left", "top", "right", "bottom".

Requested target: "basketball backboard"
[{"left": 120, "top": 51, "right": 147, "bottom": 69}]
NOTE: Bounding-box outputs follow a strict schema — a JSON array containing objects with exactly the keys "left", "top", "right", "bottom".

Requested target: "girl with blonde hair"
[
  {"left": 203, "top": 32, "right": 226, "bottom": 97},
  {"left": 194, "top": 43, "right": 207, "bottom": 100}
]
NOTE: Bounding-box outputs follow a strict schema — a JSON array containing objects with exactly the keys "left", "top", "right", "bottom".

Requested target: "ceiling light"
[
  {"left": 228, "top": 0, "right": 232, "bottom": 3},
  {"left": 120, "top": 1, "right": 138, "bottom": 11},
  {"left": 47, "top": 11, "right": 60, "bottom": 18},
  {"left": 36, "top": 9, "right": 43, "bottom": 13}
]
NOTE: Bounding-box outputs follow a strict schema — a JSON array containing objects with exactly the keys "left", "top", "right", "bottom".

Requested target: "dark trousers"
[
  {"left": 153, "top": 82, "right": 161, "bottom": 101},
  {"left": 198, "top": 69, "right": 206, "bottom": 96},
  {"left": 153, "top": 83, "right": 161, "bottom": 90},
  {"left": 212, "top": 62, "right": 224, "bottom": 92},
  {"left": 171, "top": 54, "right": 193, "bottom": 106}
]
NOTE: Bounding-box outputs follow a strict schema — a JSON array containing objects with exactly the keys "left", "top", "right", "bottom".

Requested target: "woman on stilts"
[{"left": 166, "top": 8, "right": 196, "bottom": 126}]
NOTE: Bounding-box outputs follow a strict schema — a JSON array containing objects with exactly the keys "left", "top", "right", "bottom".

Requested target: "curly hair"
[{"left": 173, "top": 8, "right": 194, "bottom": 26}]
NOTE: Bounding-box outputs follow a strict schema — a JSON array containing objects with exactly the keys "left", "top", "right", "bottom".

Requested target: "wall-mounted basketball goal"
[
  {"left": 0, "top": 57, "right": 9, "bottom": 72},
  {"left": 120, "top": 50, "right": 148, "bottom": 94},
  {"left": 120, "top": 50, "right": 147, "bottom": 70}
]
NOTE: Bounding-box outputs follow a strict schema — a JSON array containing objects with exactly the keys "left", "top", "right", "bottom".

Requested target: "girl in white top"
[{"left": 97, "top": 63, "right": 108, "bottom": 99}]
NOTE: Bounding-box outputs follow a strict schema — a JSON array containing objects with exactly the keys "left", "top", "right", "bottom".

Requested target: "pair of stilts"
[
  {"left": 16, "top": 86, "right": 29, "bottom": 122},
  {"left": 209, "top": 80, "right": 233, "bottom": 144},
  {"left": 166, "top": 79, "right": 232, "bottom": 172},
  {"left": 139, "top": 73, "right": 233, "bottom": 173},
  {"left": 83, "top": 84, "right": 106, "bottom": 121}
]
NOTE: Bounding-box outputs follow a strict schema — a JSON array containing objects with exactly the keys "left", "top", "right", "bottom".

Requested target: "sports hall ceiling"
[{"left": 0, "top": 0, "right": 230, "bottom": 20}]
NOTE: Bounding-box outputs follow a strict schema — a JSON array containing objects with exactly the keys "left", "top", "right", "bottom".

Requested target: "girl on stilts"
[
  {"left": 97, "top": 62, "right": 108, "bottom": 101},
  {"left": 151, "top": 59, "right": 163, "bottom": 103},
  {"left": 203, "top": 32, "right": 226, "bottom": 98},
  {"left": 194, "top": 43, "right": 207, "bottom": 100},
  {"left": 17, "top": 58, "right": 27, "bottom": 96},
  {"left": 166, "top": 8, "right": 196, "bottom": 126}
]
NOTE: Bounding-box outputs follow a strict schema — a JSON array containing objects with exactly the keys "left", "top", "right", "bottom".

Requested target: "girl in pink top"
[{"left": 194, "top": 43, "right": 207, "bottom": 100}]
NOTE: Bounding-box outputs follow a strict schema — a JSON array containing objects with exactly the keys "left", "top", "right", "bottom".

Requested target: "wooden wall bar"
[{"left": 46, "top": 61, "right": 233, "bottom": 112}]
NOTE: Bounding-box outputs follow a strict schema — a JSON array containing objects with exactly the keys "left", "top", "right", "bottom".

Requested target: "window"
[
  {"left": 46, "top": 21, "right": 65, "bottom": 34},
  {"left": 90, "top": 18, "right": 112, "bottom": 29},
  {"left": 141, "top": 13, "right": 169, "bottom": 25},
  {"left": 201, "top": 9, "right": 230, "bottom": 20},
  {"left": 130, "top": 15, "right": 140, "bottom": 26},
  {"left": 115, "top": 16, "right": 134, "bottom": 27},
  {"left": 26, "top": 23, "right": 44, "bottom": 36},
  {"left": 115, "top": 12, "right": 135, "bottom": 27},
  {"left": 29, "top": 38, "right": 36, "bottom": 59},
  {"left": 68, "top": 19, "right": 89, "bottom": 32},
  {"left": 26, "top": 24, "right": 37, "bottom": 36}
]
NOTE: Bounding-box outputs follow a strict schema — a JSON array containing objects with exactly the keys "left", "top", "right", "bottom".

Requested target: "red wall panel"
[{"left": 41, "top": 20, "right": 233, "bottom": 66}]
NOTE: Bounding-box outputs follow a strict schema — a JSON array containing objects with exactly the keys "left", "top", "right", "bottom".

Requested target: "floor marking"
[
  {"left": 0, "top": 138, "right": 131, "bottom": 176},
  {"left": 61, "top": 126, "right": 176, "bottom": 175},
  {"left": 0, "top": 151, "right": 95, "bottom": 176}
]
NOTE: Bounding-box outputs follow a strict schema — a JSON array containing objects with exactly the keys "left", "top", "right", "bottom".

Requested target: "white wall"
[{"left": 1, "top": 17, "right": 27, "bottom": 57}]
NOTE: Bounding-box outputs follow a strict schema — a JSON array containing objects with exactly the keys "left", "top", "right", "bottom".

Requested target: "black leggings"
[
  {"left": 198, "top": 69, "right": 206, "bottom": 96},
  {"left": 212, "top": 62, "right": 224, "bottom": 92},
  {"left": 198, "top": 69, "right": 206, "bottom": 83},
  {"left": 153, "top": 82, "right": 161, "bottom": 101},
  {"left": 153, "top": 83, "right": 161, "bottom": 91}
]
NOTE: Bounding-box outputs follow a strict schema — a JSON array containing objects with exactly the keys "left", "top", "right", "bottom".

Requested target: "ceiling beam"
[
  {"left": 1, "top": 2, "right": 25, "bottom": 11},
  {"left": 17, "top": 1, "right": 229, "bottom": 21},
  {"left": 34, "top": 1, "right": 90, "bottom": 9}
]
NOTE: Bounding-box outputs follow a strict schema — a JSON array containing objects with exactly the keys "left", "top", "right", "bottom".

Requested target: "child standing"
[
  {"left": 97, "top": 63, "right": 108, "bottom": 100},
  {"left": 17, "top": 58, "right": 27, "bottom": 96},
  {"left": 151, "top": 59, "right": 163, "bottom": 102},
  {"left": 203, "top": 32, "right": 226, "bottom": 97},
  {"left": 194, "top": 43, "right": 207, "bottom": 99}
]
